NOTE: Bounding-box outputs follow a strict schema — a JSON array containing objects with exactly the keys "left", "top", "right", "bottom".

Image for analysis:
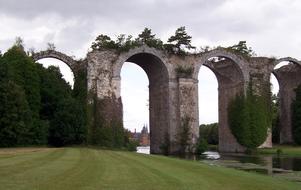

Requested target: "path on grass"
[{"left": 0, "top": 147, "right": 299, "bottom": 190}]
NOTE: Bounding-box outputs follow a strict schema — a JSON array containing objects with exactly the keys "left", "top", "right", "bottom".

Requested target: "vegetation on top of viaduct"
[{"left": 90, "top": 27, "right": 255, "bottom": 58}]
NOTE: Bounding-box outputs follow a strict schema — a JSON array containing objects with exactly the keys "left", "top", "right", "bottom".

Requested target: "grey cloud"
[{"left": 0, "top": 0, "right": 300, "bottom": 59}]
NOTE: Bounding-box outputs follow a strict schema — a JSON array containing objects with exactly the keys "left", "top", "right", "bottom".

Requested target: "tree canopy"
[
  {"left": 0, "top": 41, "right": 86, "bottom": 147},
  {"left": 91, "top": 26, "right": 195, "bottom": 54}
]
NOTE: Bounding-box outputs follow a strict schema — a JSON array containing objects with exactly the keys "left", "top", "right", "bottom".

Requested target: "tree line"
[
  {"left": 0, "top": 39, "right": 136, "bottom": 149},
  {"left": 0, "top": 41, "right": 86, "bottom": 147}
]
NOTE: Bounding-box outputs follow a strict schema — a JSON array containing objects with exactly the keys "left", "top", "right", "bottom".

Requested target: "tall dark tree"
[
  {"left": 292, "top": 85, "right": 301, "bottom": 145},
  {"left": 2, "top": 45, "right": 41, "bottom": 118},
  {"left": 136, "top": 28, "right": 163, "bottom": 48},
  {"left": 48, "top": 98, "right": 85, "bottom": 146},
  {"left": 91, "top": 34, "right": 117, "bottom": 50},
  {"left": 0, "top": 80, "right": 32, "bottom": 147},
  {"left": 271, "top": 94, "right": 280, "bottom": 143},
  {"left": 1, "top": 43, "right": 44, "bottom": 144},
  {"left": 37, "top": 65, "right": 85, "bottom": 146},
  {"left": 227, "top": 41, "right": 256, "bottom": 57},
  {"left": 165, "top": 26, "right": 195, "bottom": 54}
]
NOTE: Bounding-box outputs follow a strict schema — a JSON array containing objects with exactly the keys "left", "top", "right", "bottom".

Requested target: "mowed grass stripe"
[
  {"left": 0, "top": 148, "right": 60, "bottom": 167},
  {"left": 0, "top": 148, "right": 66, "bottom": 176},
  {"left": 101, "top": 150, "right": 182, "bottom": 189},
  {"left": 114, "top": 151, "right": 222, "bottom": 189},
  {"left": 0, "top": 148, "right": 71, "bottom": 190},
  {"left": 18, "top": 148, "right": 81, "bottom": 189},
  {"left": 36, "top": 148, "right": 106, "bottom": 190},
  {"left": 97, "top": 150, "right": 147, "bottom": 189},
  {"left": 0, "top": 147, "right": 300, "bottom": 190},
  {"left": 106, "top": 150, "right": 185, "bottom": 189}
]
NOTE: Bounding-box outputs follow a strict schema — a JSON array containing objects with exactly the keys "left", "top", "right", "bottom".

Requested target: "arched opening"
[
  {"left": 197, "top": 55, "right": 245, "bottom": 152},
  {"left": 198, "top": 65, "right": 218, "bottom": 147},
  {"left": 36, "top": 58, "right": 74, "bottom": 87},
  {"left": 121, "top": 62, "right": 149, "bottom": 150},
  {"left": 119, "top": 53, "right": 169, "bottom": 154},
  {"left": 270, "top": 63, "right": 284, "bottom": 144},
  {"left": 271, "top": 60, "right": 301, "bottom": 144}
]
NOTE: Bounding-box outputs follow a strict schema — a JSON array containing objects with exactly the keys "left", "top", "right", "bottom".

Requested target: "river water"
[{"left": 136, "top": 146, "right": 301, "bottom": 182}]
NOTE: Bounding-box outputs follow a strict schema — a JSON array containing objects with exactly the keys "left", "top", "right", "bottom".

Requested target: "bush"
[
  {"left": 228, "top": 82, "right": 271, "bottom": 149},
  {"left": 195, "top": 138, "right": 208, "bottom": 154},
  {"left": 177, "top": 116, "right": 192, "bottom": 154},
  {"left": 271, "top": 94, "right": 280, "bottom": 143},
  {"left": 159, "top": 132, "right": 170, "bottom": 155},
  {"left": 199, "top": 123, "right": 218, "bottom": 145},
  {"left": 276, "top": 148, "right": 283, "bottom": 156},
  {"left": 127, "top": 140, "right": 139, "bottom": 152}
]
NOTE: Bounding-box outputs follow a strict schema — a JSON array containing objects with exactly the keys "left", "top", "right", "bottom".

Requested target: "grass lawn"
[
  {"left": 0, "top": 147, "right": 299, "bottom": 190},
  {"left": 258, "top": 145, "right": 301, "bottom": 156}
]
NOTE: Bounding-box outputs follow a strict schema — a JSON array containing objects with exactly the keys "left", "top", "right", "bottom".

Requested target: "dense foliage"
[
  {"left": 91, "top": 27, "right": 195, "bottom": 54},
  {"left": 91, "top": 28, "right": 163, "bottom": 52},
  {"left": 292, "top": 85, "right": 301, "bottom": 145},
  {"left": 0, "top": 43, "right": 86, "bottom": 147},
  {"left": 87, "top": 93, "right": 130, "bottom": 148},
  {"left": 177, "top": 116, "right": 192, "bottom": 154},
  {"left": 271, "top": 94, "right": 280, "bottom": 143},
  {"left": 199, "top": 123, "right": 218, "bottom": 145},
  {"left": 38, "top": 65, "right": 86, "bottom": 146},
  {"left": 165, "top": 26, "right": 195, "bottom": 55},
  {"left": 228, "top": 83, "right": 271, "bottom": 149},
  {"left": 91, "top": 28, "right": 257, "bottom": 59},
  {"left": 226, "top": 41, "right": 256, "bottom": 57},
  {"left": 195, "top": 138, "right": 208, "bottom": 154}
]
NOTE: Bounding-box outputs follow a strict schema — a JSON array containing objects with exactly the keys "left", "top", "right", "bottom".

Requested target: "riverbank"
[
  {"left": 258, "top": 145, "right": 301, "bottom": 156},
  {"left": 0, "top": 147, "right": 300, "bottom": 190}
]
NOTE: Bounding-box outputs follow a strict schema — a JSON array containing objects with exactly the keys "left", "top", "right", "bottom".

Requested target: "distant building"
[{"left": 130, "top": 125, "right": 150, "bottom": 146}]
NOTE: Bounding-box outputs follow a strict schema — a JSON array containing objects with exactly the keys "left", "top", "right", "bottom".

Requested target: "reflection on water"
[
  {"left": 137, "top": 146, "right": 301, "bottom": 182},
  {"left": 204, "top": 151, "right": 301, "bottom": 172},
  {"left": 198, "top": 151, "right": 301, "bottom": 182},
  {"left": 137, "top": 146, "right": 150, "bottom": 154}
]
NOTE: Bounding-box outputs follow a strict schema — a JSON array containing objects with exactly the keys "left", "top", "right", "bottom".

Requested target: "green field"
[{"left": 0, "top": 147, "right": 299, "bottom": 190}]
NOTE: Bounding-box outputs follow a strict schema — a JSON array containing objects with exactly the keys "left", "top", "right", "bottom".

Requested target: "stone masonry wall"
[{"left": 33, "top": 46, "right": 301, "bottom": 154}]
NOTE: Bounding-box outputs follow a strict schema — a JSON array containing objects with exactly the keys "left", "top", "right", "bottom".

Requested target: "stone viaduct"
[{"left": 33, "top": 46, "right": 301, "bottom": 154}]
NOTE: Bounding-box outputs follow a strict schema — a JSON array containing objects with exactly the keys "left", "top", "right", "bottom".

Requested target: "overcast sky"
[{"left": 0, "top": 0, "right": 298, "bottom": 131}]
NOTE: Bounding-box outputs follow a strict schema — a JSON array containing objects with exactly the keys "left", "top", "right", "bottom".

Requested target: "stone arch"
[
  {"left": 113, "top": 45, "right": 170, "bottom": 79},
  {"left": 271, "top": 57, "right": 301, "bottom": 87},
  {"left": 32, "top": 50, "right": 77, "bottom": 75},
  {"left": 270, "top": 57, "right": 301, "bottom": 144},
  {"left": 113, "top": 46, "right": 170, "bottom": 154},
  {"left": 194, "top": 48, "right": 249, "bottom": 83},
  {"left": 195, "top": 49, "right": 248, "bottom": 152},
  {"left": 272, "top": 57, "right": 301, "bottom": 68}
]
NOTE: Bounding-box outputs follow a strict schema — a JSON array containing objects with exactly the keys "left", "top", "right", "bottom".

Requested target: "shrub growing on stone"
[
  {"left": 292, "top": 85, "right": 301, "bottom": 145},
  {"left": 228, "top": 83, "right": 271, "bottom": 149},
  {"left": 195, "top": 138, "right": 208, "bottom": 154}
]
